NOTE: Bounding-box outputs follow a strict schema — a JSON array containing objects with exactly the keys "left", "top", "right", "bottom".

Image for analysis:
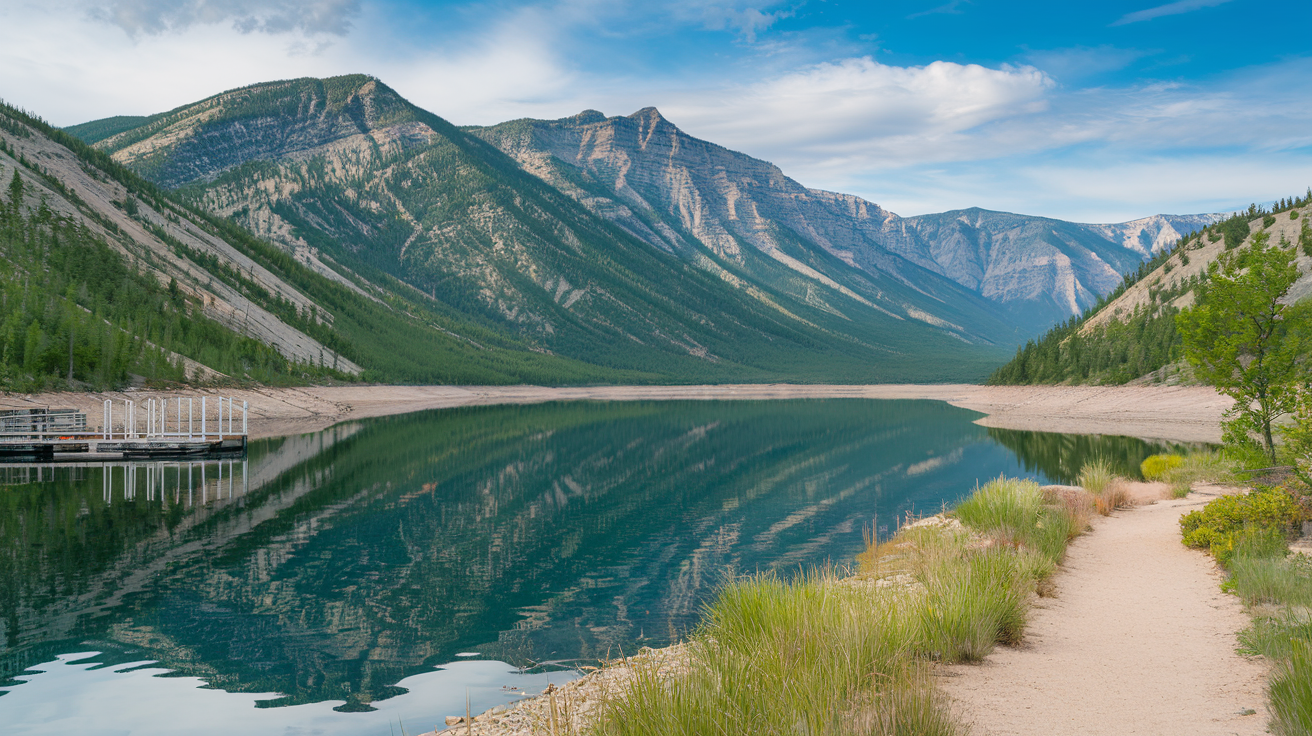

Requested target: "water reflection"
[
  {"left": 0, "top": 400, "right": 1177, "bottom": 735},
  {"left": 987, "top": 427, "right": 1197, "bottom": 483}
]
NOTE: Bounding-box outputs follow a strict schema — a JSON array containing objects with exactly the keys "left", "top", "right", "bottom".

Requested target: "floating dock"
[{"left": 0, "top": 397, "right": 248, "bottom": 462}]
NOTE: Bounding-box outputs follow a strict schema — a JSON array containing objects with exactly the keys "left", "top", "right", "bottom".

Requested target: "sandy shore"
[
  {"left": 941, "top": 483, "right": 1268, "bottom": 735},
  {"left": 0, "top": 383, "right": 1230, "bottom": 443}
]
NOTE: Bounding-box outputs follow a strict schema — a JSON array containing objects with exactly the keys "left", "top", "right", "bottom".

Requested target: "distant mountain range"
[
  {"left": 44, "top": 74, "right": 1223, "bottom": 384},
  {"left": 466, "top": 108, "right": 1220, "bottom": 335}
]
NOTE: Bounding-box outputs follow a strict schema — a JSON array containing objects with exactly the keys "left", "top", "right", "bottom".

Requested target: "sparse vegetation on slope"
[
  {"left": 0, "top": 166, "right": 336, "bottom": 389},
  {"left": 990, "top": 192, "right": 1312, "bottom": 386}
]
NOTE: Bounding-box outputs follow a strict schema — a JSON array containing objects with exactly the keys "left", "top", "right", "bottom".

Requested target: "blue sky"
[{"left": 2, "top": 0, "right": 1311, "bottom": 221}]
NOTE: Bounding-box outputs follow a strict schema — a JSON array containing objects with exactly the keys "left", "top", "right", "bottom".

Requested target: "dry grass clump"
[
  {"left": 1077, "top": 459, "right": 1130, "bottom": 515},
  {"left": 589, "top": 477, "right": 1082, "bottom": 736},
  {"left": 1042, "top": 485, "right": 1096, "bottom": 532}
]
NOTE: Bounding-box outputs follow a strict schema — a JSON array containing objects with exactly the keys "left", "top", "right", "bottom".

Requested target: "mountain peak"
[
  {"left": 627, "top": 106, "right": 668, "bottom": 124},
  {"left": 564, "top": 109, "right": 607, "bottom": 125}
]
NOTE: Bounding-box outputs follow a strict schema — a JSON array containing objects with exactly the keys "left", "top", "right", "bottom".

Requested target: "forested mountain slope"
[
  {"left": 0, "top": 101, "right": 664, "bottom": 389},
  {"left": 69, "top": 75, "right": 1018, "bottom": 382},
  {"left": 989, "top": 196, "right": 1312, "bottom": 385},
  {"left": 468, "top": 109, "right": 1221, "bottom": 335}
]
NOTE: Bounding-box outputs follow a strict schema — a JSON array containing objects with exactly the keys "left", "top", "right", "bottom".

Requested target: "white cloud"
[
  {"left": 663, "top": 57, "right": 1054, "bottom": 168},
  {"left": 1023, "top": 45, "right": 1151, "bottom": 82},
  {"left": 89, "top": 0, "right": 361, "bottom": 37},
  {"left": 0, "top": 1, "right": 584, "bottom": 126},
  {"left": 1111, "top": 0, "right": 1232, "bottom": 26},
  {"left": 699, "top": 5, "right": 791, "bottom": 42},
  {"left": 810, "top": 147, "right": 1312, "bottom": 222},
  {"left": 1, "top": 0, "right": 1309, "bottom": 223}
]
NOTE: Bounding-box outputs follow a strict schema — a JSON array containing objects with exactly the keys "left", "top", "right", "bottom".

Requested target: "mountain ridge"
[
  {"left": 65, "top": 75, "right": 1008, "bottom": 382},
  {"left": 466, "top": 106, "right": 1222, "bottom": 334}
]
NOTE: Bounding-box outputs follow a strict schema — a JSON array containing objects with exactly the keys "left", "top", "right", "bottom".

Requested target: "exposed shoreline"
[{"left": 0, "top": 383, "right": 1230, "bottom": 443}]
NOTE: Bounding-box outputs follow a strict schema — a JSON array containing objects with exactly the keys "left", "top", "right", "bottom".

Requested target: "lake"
[{"left": 0, "top": 399, "right": 1177, "bottom": 735}]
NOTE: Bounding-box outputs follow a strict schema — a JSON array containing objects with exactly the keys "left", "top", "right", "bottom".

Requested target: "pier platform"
[{"left": 0, "top": 398, "right": 248, "bottom": 462}]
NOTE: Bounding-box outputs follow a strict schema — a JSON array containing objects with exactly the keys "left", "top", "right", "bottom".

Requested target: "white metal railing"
[
  {"left": 0, "top": 408, "right": 89, "bottom": 439},
  {"left": 101, "top": 397, "right": 248, "bottom": 441}
]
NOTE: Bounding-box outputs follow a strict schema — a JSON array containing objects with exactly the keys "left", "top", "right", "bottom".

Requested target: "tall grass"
[
  {"left": 1167, "top": 451, "right": 1237, "bottom": 498},
  {"left": 955, "top": 477, "right": 1079, "bottom": 562},
  {"left": 1271, "top": 641, "right": 1312, "bottom": 736},
  {"left": 590, "top": 477, "right": 1082, "bottom": 736},
  {"left": 1077, "top": 459, "right": 1129, "bottom": 515}
]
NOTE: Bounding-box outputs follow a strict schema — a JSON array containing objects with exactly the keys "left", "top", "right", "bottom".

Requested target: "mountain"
[
  {"left": 467, "top": 109, "right": 1223, "bottom": 334},
  {"left": 61, "top": 74, "right": 1227, "bottom": 386},
  {"left": 68, "top": 75, "right": 1023, "bottom": 382},
  {"left": 988, "top": 199, "right": 1312, "bottom": 385},
  {"left": 0, "top": 100, "right": 673, "bottom": 389}
]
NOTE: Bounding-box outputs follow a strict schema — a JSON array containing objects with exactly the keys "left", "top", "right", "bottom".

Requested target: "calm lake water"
[{"left": 0, "top": 399, "right": 1178, "bottom": 735}]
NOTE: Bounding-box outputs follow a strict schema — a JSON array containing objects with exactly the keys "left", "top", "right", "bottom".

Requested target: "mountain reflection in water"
[{"left": 0, "top": 399, "right": 1176, "bottom": 729}]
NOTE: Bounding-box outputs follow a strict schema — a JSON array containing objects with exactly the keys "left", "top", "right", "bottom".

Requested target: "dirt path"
[
  {"left": 940, "top": 484, "right": 1268, "bottom": 735},
  {"left": 0, "top": 383, "right": 1230, "bottom": 443}
]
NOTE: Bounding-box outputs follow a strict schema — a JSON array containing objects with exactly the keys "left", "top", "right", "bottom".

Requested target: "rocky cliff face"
[
  {"left": 81, "top": 75, "right": 1008, "bottom": 382},
  {"left": 469, "top": 110, "right": 1223, "bottom": 333}
]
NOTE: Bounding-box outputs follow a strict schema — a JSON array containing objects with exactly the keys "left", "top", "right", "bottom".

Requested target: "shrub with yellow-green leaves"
[
  {"left": 1141, "top": 454, "right": 1184, "bottom": 481},
  {"left": 1180, "top": 486, "right": 1302, "bottom": 565}
]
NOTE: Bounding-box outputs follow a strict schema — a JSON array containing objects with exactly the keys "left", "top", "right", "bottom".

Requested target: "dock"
[{"left": 0, "top": 397, "right": 248, "bottom": 462}]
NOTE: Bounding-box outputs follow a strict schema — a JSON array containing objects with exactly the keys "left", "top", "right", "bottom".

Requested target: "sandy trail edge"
[
  {"left": 940, "top": 483, "right": 1268, "bottom": 736},
  {"left": 0, "top": 384, "right": 1230, "bottom": 443}
]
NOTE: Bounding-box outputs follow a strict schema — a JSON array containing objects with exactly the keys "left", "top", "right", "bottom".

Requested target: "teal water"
[{"left": 0, "top": 400, "right": 1176, "bottom": 735}]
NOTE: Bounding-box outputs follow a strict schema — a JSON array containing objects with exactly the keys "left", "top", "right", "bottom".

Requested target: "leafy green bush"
[
  {"left": 1179, "top": 486, "right": 1301, "bottom": 564},
  {"left": 1141, "top": 453, "right": 1184, "bottom": 481},
  {"left": 1264, "top": 215, "right": 1277, "bottom": 228}
]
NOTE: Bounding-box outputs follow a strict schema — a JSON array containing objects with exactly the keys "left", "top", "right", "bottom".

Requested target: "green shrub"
[
  {"left": 1180, "top": 486, "right": 1301, "bottom": 565},
  {"left": 1264, "top": 214, "right": 1278, "bottom": 228},
  {"left": 1141, "top": 453, "right": 1185, "bottom": 481},
  {"left": 1291, "top": 210, "right": 1300, "bottom": 220}
]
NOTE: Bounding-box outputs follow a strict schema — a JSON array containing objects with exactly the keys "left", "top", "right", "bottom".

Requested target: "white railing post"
[
  {"left": 242, "top": 401, "right": 248, "bottom": 436},
  {"left": 103, "top": 400, "right": 111, "bottom": 440},
  {"left": 201, "top": 397, "right": 207, "bottom": 439},
  {"left": 188, "top": 398, "right": 194, "bottom": 439},
  {"left": 227, "top": 398, "right": 234, "bottom": 436},
  {"left": 127, "top": 400, "right": 135, "bottom": 439}
]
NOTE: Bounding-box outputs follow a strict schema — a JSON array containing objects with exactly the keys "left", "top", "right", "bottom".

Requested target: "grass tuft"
[
  {"left": 1271, "top": 640, "right": 1312, "bottom": 736},
  {"left": 1077, "top": 459, "right": 1130, "bottom": 515}
]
